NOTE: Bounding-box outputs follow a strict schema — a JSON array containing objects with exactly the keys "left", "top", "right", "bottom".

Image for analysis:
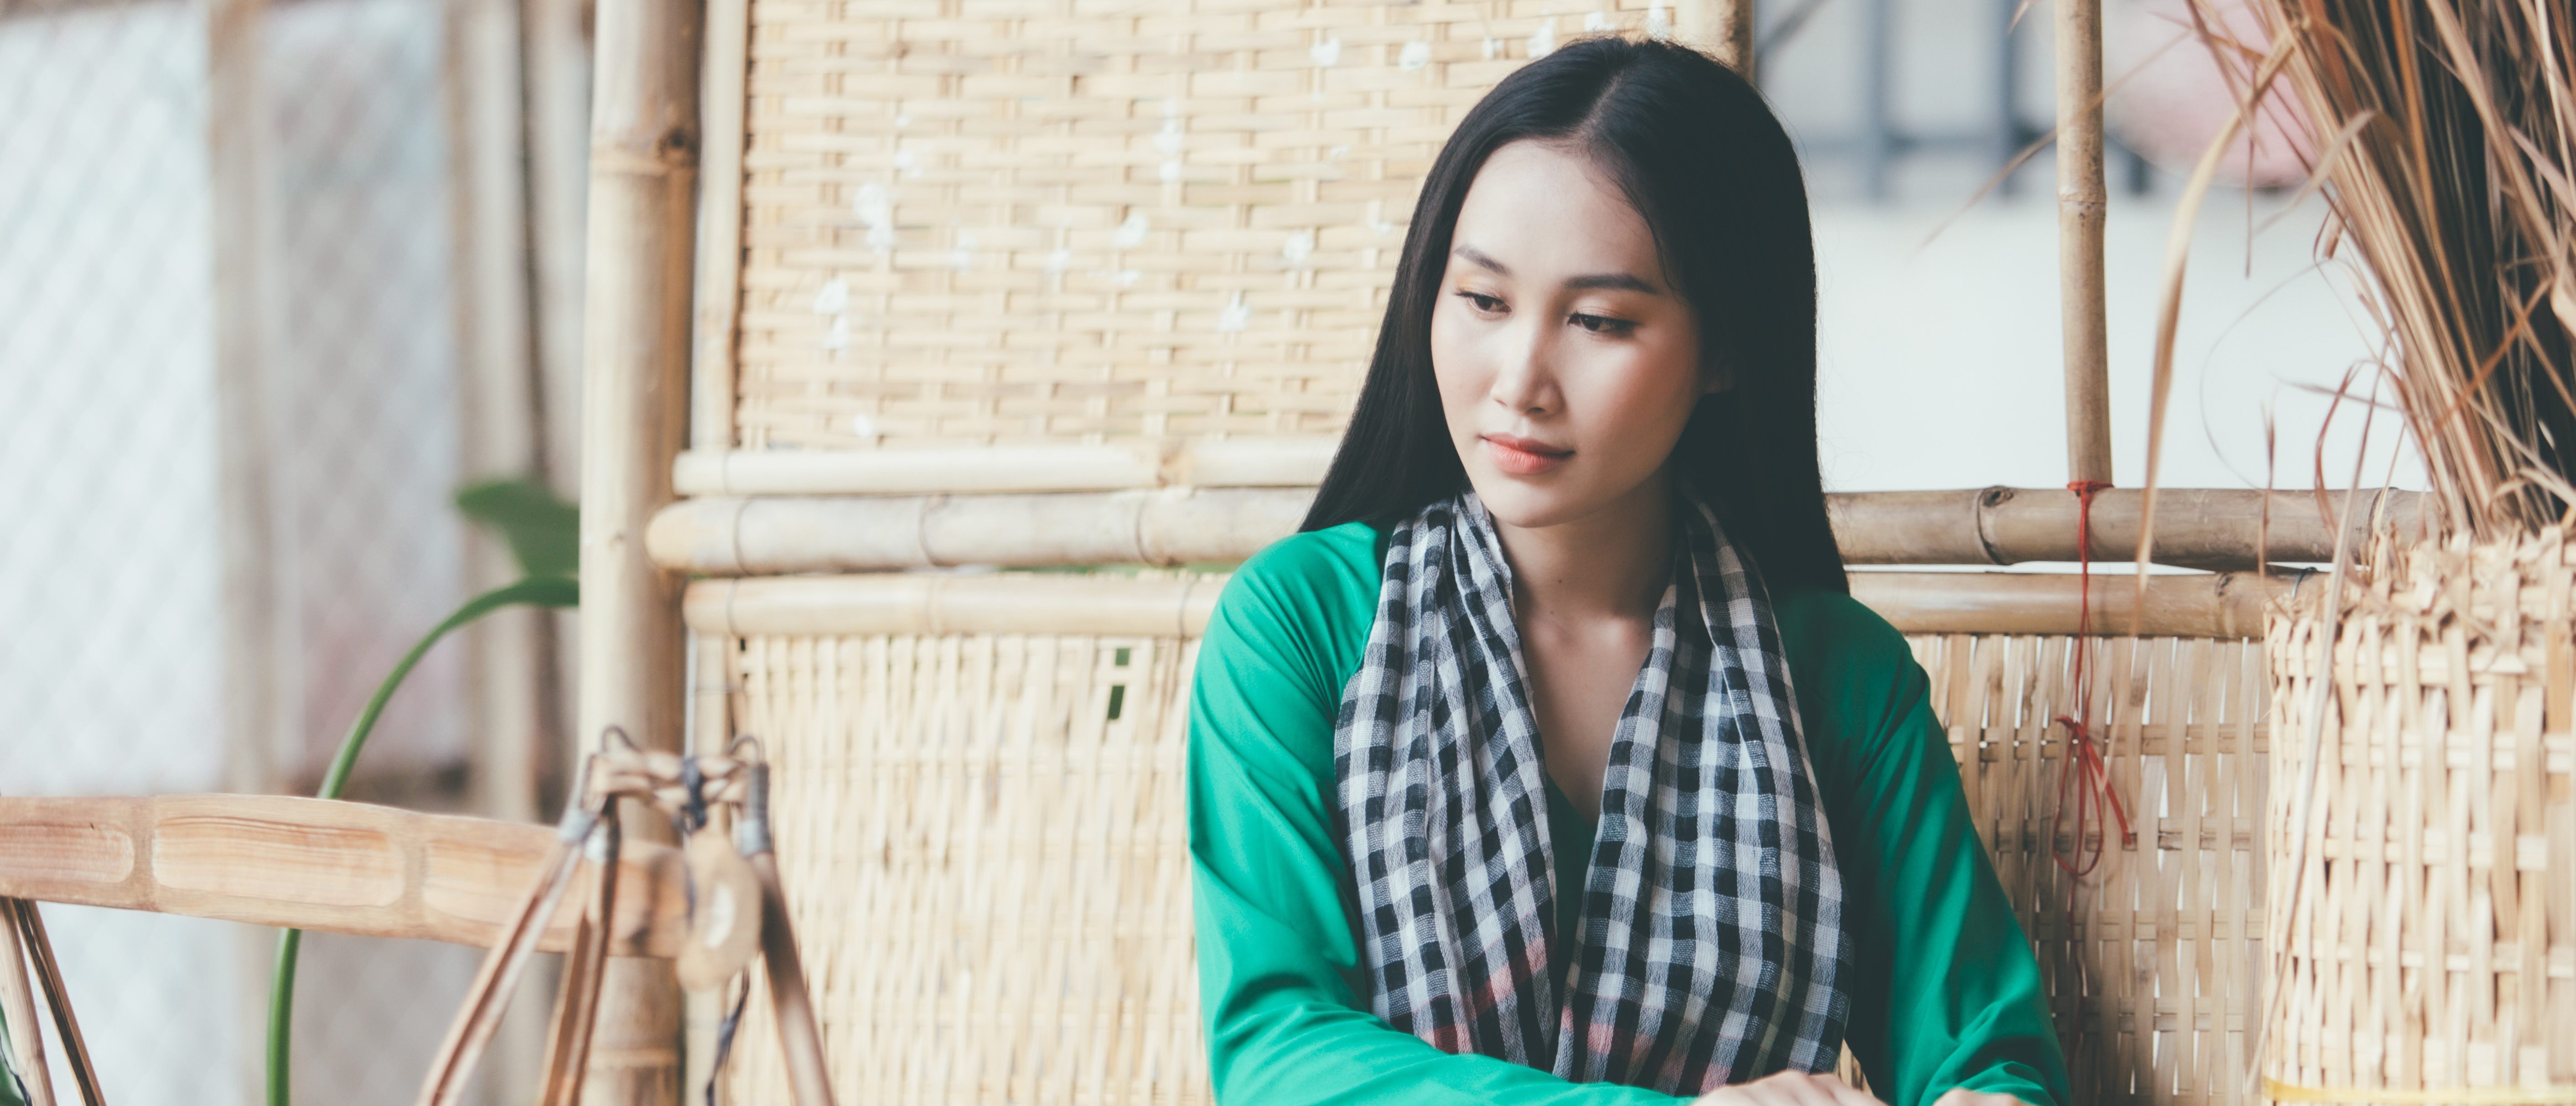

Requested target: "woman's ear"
[{"left": 1700, "top": 350, "right": 1736, "bottom": 397}]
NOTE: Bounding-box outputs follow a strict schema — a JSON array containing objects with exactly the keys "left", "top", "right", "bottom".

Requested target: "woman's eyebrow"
[
  {"left": 1452, "top": 244, "right": 1663, "bottom": 296},
  {"left": 1565, "top": 272, "right": 1663, "bottom": 295}
]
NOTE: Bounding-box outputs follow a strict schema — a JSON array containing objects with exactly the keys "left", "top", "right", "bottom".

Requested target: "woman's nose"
[{"left": 1487, "top": 323, "right": 1556, "bottom": 415}]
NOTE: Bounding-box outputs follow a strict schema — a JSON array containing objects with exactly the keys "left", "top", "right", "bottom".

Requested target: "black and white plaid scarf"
[{"left": 1332, "top": 489, "right": 1852, "bottom": 1093}]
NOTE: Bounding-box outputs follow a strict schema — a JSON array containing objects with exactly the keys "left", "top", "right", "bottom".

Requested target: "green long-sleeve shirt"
[{"left": 1187, "top": 522, "right": 2068, "bottom": 1106}]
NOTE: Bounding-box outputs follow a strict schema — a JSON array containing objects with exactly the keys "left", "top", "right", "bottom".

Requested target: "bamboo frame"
[
  {"left": 671, "top": 441, "right": 1335, "bottom": 497},
  {"left": 577, "top": 0, "right": 702, "bottom": 1088},
  {"left": 679, "top": 570, "right": 2282, "bottom": 640},
  {"left": 0, "top": 795, "right": 690, "bottom": 956},
  {"left": 441, "top": 0, "right": 561, "bottom": 840},
  {"left": 645, "top": 487, "right": 2425, "bottom": 575},
  {"left": 207, "top": 0, "right": 290, "bottom": 798},
  {"left": 688, "top": 0, "right": 751, "bottom": 452},
  {"left": 2056, "top": 0, "right": 2112, "bottom": 485},
  {"left": 0, "top": 897, "right": 52, "bottom": 1106}
]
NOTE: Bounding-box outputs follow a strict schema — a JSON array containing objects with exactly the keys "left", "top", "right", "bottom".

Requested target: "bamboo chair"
[
  {"left": 0, "top": 794, "right": 692, "bottom": 1105},
  {"left": 635, "top": 0, "right": 2294, "bottom": 1101},
  {"left": 0, "top": 741, "right": 839, "bottom": 1106}
]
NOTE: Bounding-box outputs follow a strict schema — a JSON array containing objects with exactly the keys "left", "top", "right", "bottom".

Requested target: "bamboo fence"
[
  {"left": 701, "top": 580, "right": 2278, "bottom": 1106},
  {"left": 647, "top": 0, "right": 2306, "bottom": 1098}
]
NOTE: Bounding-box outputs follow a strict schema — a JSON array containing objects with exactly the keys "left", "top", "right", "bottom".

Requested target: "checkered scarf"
[{"left": 1332, "top": 489, "right": 1852, "bottom": 1093}]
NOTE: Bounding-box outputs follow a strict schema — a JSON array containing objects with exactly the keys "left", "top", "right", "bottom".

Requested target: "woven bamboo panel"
[
  {"left": 731, "top": 0, "right": 1669, "bottom": 450},
  {"left": 726, "top": 632, "right": 1208, "bottom": 1105},
  {"left": 1913, "top": 633, "right": 2271, "bottom": 1106},
  {"left": 2265, "top": 536, "right": 2576, "bottom": 1101},
  {"left": 719, "top": 627, "right": 2269, "bottom": 1105}
]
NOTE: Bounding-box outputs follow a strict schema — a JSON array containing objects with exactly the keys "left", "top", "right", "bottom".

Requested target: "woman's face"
[{"left": 1430, "top": 139, "right": 1716, "bottom": 531}]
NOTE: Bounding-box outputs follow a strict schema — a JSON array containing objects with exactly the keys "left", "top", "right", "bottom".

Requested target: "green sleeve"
[
  {"left": 1187, "top": 526, "right": 1686, "bottom": 1106},
  {"left": 1775, "top": 592, "right": 2071, "bottom": 1106}
]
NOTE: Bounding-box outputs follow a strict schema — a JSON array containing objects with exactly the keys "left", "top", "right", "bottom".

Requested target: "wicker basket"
[{"left": 2264, "top": 534, "right": 2576, "bottom": 1103}]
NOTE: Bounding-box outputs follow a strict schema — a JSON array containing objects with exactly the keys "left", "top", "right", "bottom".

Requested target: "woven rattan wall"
[
  {"left": 2264, "top": 537, "right": 2576, "bottom": 1098},
  {"left": 726, "top": 0, "right": 1669, "bottom": 451},
  {"left": 713, "top": 621, "right": 2271, "bottom": 1106}
]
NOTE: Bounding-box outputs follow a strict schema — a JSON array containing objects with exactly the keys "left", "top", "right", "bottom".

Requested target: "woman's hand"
[
  {"left": 1692, "top": 1070, "right": 1879, "bottom": 1106},
  {"left": 1929, "top": 1090, "right": 2033, "bottom": 1106}
]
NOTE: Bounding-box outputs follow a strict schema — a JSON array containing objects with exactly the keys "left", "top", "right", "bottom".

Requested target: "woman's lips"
[{"left": 1482, "top": 433, "right": 1572, "bottom": 476}]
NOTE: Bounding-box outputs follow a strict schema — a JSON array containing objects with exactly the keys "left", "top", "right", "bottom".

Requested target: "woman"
[{"left": 1185, "top": 35, "right": 2066, "bottom": 1106}]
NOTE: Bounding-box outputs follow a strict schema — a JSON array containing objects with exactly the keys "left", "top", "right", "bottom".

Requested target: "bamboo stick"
[
  {"left": 441, "top": 0, "right": 558, "bottom": 840},
  {"left": 685, "top": 573, "right": 1225, "bottom": 639},
  {"left": 646, "top": 488, "right": 1309, "bottom": 573},
  {"left": 8, "top": 904, "right": 96, "bottom": 1106},
  {"left": 1671, "top": 0, "right": 1754, "bottom": 75},
  {"left": 670, "top": 440, "right": 1336, "bottom": 496},
  {"left": 207, "top": 0, "right": 290, "bottom": 800},
  {"left": 2056, "top": 0, "right": 2113, "bottom": 485},
  {"left": 689, "top": 0, "right": 751, "bottom": 451},
  {"left": 578, "top": 0, "right": 700, "bottom": 1084},
  {"left": 208, "top": 7, "right": 299, "bottom": 1096},
  {"left": 1830, "top": 486, "right": 2426, "bottom": 568},
  {"left": 646, "top": 486, "right": 2424, "bottom": 574},
  {"left": 683, "top": 570, "right": 2282, "bottom": 639},
  {"left": 0, "top": 796, "right": 689, "bottom": 957},
  {"left": 0, "top": 897, "right": 54, "bottom": 1106},
  {"left": 680, "top": 634, "right": 731, "bottom": 1103}
]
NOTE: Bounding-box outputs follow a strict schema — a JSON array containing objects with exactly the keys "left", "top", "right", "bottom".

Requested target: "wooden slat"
[
  {"left": 0, "top": 795, "right": 689, "bottom": 958},
  {"left": 646, "top": 486, "right": 2426, "bottom": 574},
  {"left": 681, "top": 570, "right": 2285, "bottom": 640}
]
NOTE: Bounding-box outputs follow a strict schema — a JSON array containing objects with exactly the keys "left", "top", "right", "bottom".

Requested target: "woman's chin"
[{"left": 1463, "top": 471, "right": 1594, "bottom": 531}]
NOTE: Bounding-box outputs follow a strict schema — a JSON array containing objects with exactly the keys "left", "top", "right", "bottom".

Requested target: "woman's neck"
[{"left": 1492, "top": 470, "right": 1675, "bottom": 625}]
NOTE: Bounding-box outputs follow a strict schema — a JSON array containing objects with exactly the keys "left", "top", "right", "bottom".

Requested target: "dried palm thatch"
[{"left": 2185, "top": 0, "right": 2576, "bottom": 538}]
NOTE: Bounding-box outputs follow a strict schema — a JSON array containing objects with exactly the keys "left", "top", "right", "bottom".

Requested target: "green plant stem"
[{"left": 266, "top": 576, "right": 577, "bottom": 1106}]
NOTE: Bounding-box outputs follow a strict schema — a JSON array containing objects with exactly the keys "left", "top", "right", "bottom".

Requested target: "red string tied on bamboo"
[{"left": 2050, "top": 479, "right": 2136, "bottom": 880}]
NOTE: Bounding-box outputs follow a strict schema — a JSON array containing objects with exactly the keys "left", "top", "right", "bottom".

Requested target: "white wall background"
[{"left": 1814, "top": 194, "right": 2417, "bottom": 498}]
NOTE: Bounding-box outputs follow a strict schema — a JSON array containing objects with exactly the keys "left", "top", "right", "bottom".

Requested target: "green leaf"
[
  {"left": 0, "top": 1000, "right": 26, "bottom": 1106},
  {"left": 268, "top": 574, "right": 578, "bottom": 1106},
  {"left": 454, "top": 477, "right": 579, "bottom": 580}
]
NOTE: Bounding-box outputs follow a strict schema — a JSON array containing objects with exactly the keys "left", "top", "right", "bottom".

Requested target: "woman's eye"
[
  {"left": 1455, "top": 291, "right": 1506, "bottom": 314},
  {"left": 1570, "top": 312, "right": 1635, "bottom": 336}
]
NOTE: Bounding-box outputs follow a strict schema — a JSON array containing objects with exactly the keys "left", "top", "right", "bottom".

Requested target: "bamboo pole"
[
  {"left": 689, "top": 0, "right": 751, "bottom": 451},
  {"left": 578, "top": 0, "right": 700, "bottom": 1090},
  {"left": 207, "top": 0, "right": 292, "bottom": 810},
  {"left": 522, "top": 0, "right": 590, "bottom": 497},
  {"left": 682, "top": 570, "right": 2285, "bottom": 639},
  {"left": 645, "top": 487, "right": 2425, "bottom": 575},
  {"left": 2056, "top": 0, "right": 2113, "bottom": 485},
  {"left": 208, "top": 4, "right": 301, "bottom": 1098},
  {"left": 679, "top": 633, "right": 731, "bottom": 1101},
  {"left": 0, "top": 897, "right": 53, "bottom": 1106},
  {"left": 441, "top": 0, "right": 560, "bottom": 836},
  {"left": 0, "top": 796, "right": 689, "bottom": 957},
  {"left": 1672, "top": 0, "right": 1755, "bottom": 76},
  {"left": 670, "top": 439, "right": 1335, "bottom": 496}
]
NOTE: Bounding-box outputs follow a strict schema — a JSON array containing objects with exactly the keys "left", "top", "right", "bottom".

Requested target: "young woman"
[{"left": 1185, "top": 36, "right": 2066, "bottom": 1106}]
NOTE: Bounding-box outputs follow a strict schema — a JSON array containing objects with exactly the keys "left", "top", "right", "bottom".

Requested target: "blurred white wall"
[
  {"left": 1814, "top": 194, "right": 2415, "bottom": 498},
  {"left": 0, "top": 2, "right": 249, "bottom": 1101},
  {"left": 0, "top": 0, "right": 487, "bottom": 1101}
]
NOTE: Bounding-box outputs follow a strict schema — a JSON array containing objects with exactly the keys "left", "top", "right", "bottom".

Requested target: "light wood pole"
[
  {"left": 208, "top": 0, "right": 303, "bottom": 1098},
  {"left": 576, "top": 0, "right": 701, "bottom": 1095},
  {"left": 1674, "top": 0, "right": 1756, "bottom": 77},
  {"left": 2056, "top": 0, "right": 2114, "bottom": 485}
]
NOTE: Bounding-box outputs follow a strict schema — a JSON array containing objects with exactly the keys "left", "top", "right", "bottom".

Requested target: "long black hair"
[{"left": 1298, "top": 35, "right": 1846, "bottom": 595}]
